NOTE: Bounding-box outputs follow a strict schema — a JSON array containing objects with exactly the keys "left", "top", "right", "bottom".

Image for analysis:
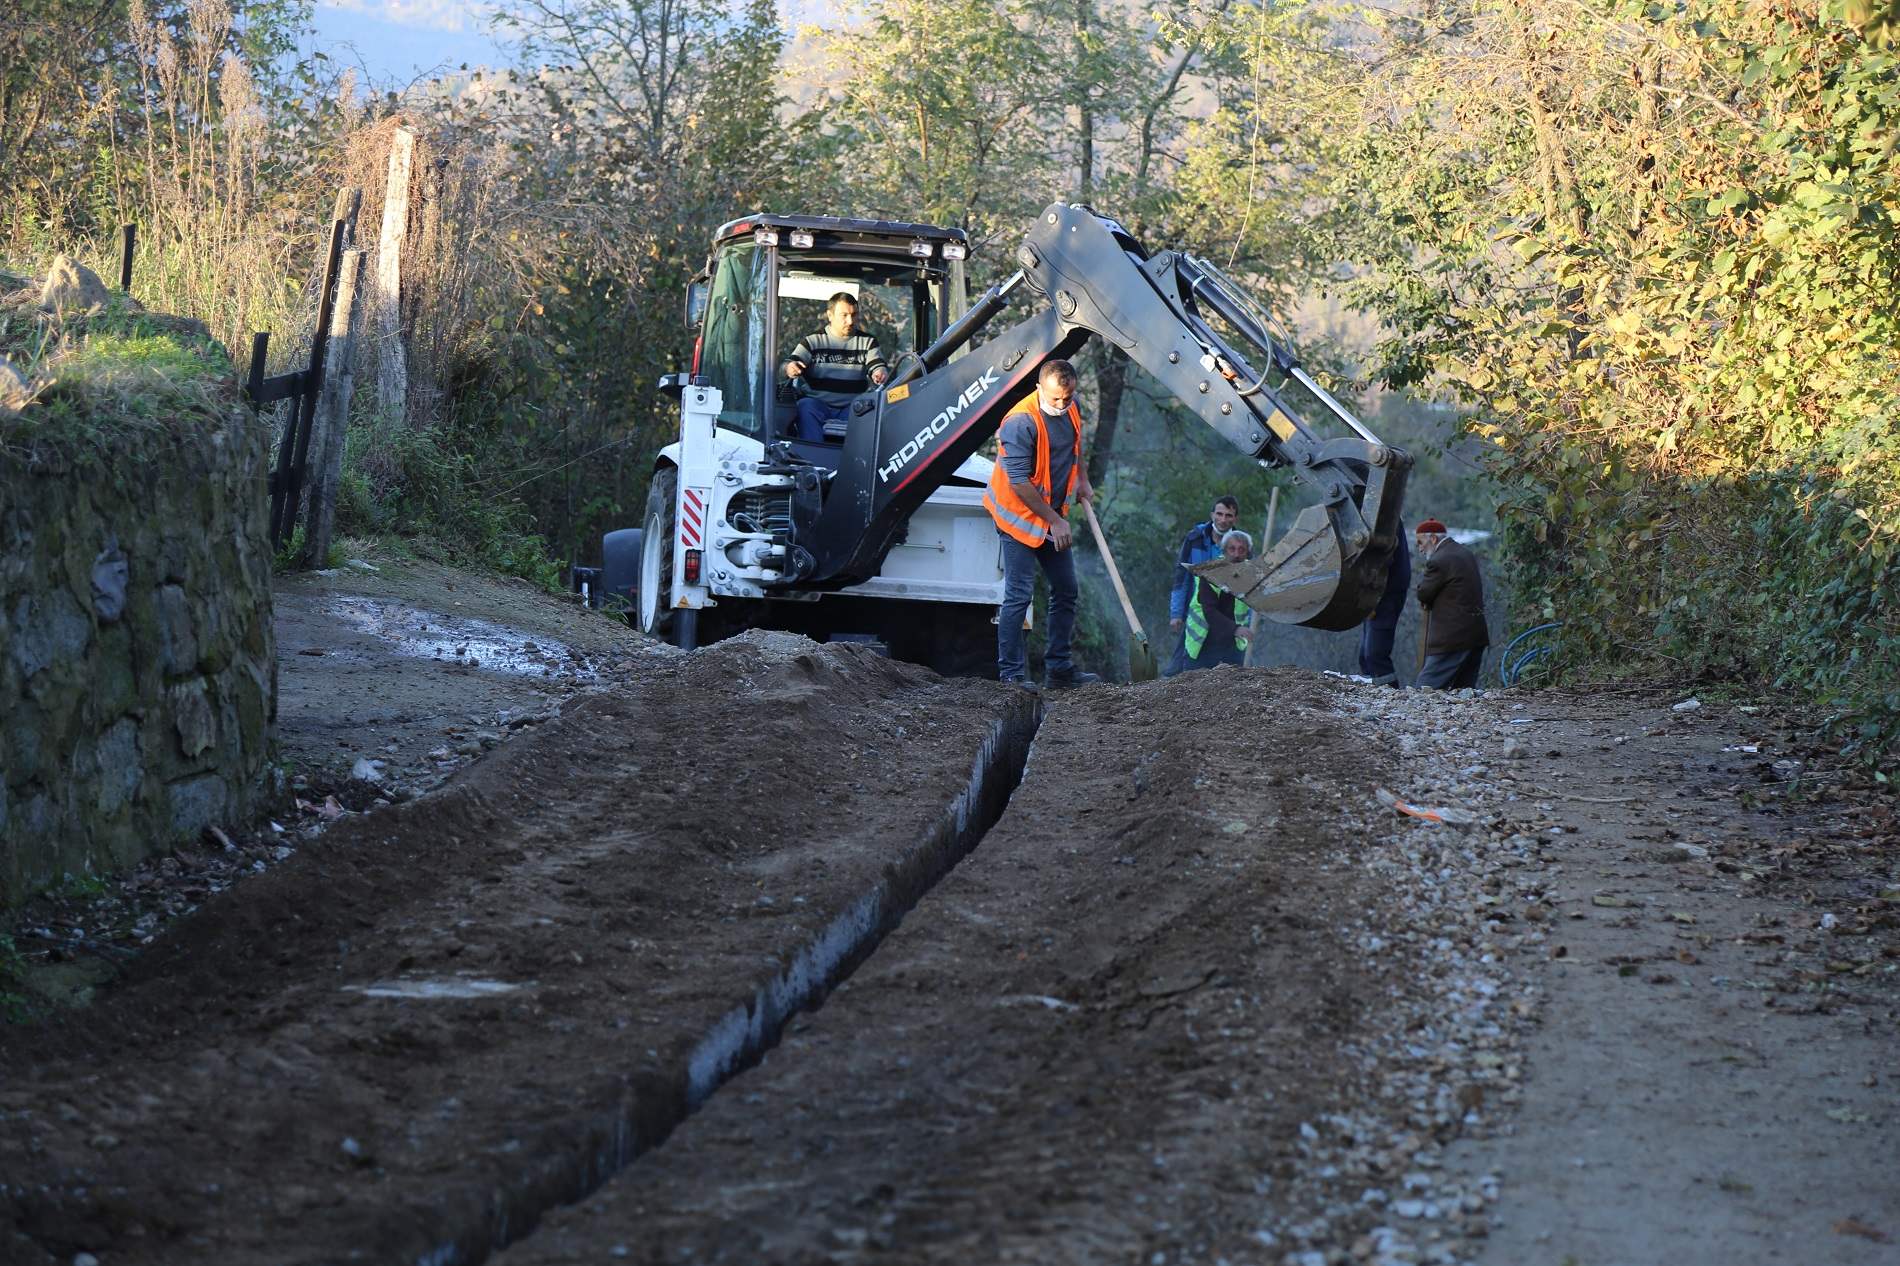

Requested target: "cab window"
[{"left": 699, "top": 240, "right": 771, "bottom": 438}]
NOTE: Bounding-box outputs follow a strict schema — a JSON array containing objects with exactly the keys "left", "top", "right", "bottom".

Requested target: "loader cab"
[{"left": 685, "top": 215, "right": 971, "bottom": 452}]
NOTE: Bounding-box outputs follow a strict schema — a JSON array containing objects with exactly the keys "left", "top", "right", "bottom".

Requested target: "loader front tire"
[{"left": 638, "top": 467, "right": 679, "bottom": 644}]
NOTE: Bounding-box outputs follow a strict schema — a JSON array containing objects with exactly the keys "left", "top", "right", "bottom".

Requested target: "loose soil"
[
  {"left": 498, "top": 668, "right": 1406, "bottom": 1265},
  {"left": 4, "top": 556, "right": 1896, "bottom": 1266},
  {"left": 0, "top": 632, "right": 1030, "bottom": 1264},
  {"left": 2, "top": 558, "right": 659, "bottom": 1017}
]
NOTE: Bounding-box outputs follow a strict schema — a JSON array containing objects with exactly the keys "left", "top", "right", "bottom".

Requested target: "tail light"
[{"left": 683, "top": 549, "right": 702, "bottom": 584}]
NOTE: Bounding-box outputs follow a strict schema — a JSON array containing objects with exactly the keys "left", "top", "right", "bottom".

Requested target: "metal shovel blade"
[{"left": 1128, "top": 631, "right": 1159, "bottom": 683}]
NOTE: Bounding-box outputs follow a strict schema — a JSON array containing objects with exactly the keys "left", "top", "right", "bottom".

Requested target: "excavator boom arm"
[{"left": 783, "top": 205, "right": 1409, "bottom": 631}]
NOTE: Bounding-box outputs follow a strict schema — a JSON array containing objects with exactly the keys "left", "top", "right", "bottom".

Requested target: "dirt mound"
[
  {"left": 9, "top": 600, "right": 1892, "bottom": 1266},
  {"left": 0, "top": 635, "right": 1027, "bottom": 1265}
]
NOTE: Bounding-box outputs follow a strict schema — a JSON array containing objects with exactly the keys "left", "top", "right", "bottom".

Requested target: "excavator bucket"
[
  {"left": 1192, "top": 507, "right": 1391, "bottom": 631},
  {"left": 1191, "top": 450, "right": 1413, "bottom": 632}
]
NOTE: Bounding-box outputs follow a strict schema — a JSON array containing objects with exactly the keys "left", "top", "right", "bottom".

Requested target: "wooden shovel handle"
[{"left": 1081, "top": 500, "right": 1147, "bottom": 642}]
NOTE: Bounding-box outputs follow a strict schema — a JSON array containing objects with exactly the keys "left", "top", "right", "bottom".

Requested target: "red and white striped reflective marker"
[{"left": 680, "top": 487, "right": 706, "bottom": 547}]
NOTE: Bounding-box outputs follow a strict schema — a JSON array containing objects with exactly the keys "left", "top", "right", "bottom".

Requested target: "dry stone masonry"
[{"left": 1, "top": 267, "right": 274, "bottom": 905}]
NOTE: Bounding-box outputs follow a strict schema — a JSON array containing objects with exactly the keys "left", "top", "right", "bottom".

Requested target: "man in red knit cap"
[{"left": 1413, "top": 518, "right": 1489, "bottom": 690}]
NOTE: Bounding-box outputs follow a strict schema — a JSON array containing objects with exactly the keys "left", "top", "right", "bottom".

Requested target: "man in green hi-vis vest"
[{"left": 1181, "top": 530, "right": 1255, "bottom": 672}]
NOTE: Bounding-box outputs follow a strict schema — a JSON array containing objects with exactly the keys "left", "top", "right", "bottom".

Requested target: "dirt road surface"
[{"left": 3, "top": 561, "right": 1894, "bottom": 1265}]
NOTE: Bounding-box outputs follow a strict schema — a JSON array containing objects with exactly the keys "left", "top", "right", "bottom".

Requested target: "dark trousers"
[
  {"left": 996, "top": 531, "right": 1077, "bottom": 682},
  {"left": 1358, "top": 544, "right": 1411, "bottom": 684},
  {"left": 1417, "top": 647, "right": 1484, "bottom": 690},
  {"left": 794, "top": 396, "right": 847, "bottom": 441},
  {"left": 1186, "top": 643, "right": 1246, "bottom": 672},
  {"left": 1163, "top": 636, "right": 1191, "bottom": 677}
]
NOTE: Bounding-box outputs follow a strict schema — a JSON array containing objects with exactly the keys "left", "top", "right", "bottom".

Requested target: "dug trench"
[
  {"left": 10, "top": 616, "right": 1895, "bottom": 1266},
  {"left": 492, "top": 667, "right": 1423, "bottom": 1266},
  {"left": 0, "top": 634, "right": 1041, "bottom": 1265}
]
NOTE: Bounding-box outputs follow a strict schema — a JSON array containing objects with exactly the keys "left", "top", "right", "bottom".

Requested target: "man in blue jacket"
[{"left": 1164, "top": 495, "right": 1238, "bottom": 677}]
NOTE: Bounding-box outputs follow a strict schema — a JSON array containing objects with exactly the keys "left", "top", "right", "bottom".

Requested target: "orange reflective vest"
[{"left": 983, "top": 392, "right": 1084, "bottom": 547}]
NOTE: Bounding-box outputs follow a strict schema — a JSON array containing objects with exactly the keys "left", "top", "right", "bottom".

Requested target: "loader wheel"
[
  {"left": 600, "top": 527, "right": 643, "bottom": 614},
  {"left": 638, "top": 467, "right": 684, "bottom": 645}
]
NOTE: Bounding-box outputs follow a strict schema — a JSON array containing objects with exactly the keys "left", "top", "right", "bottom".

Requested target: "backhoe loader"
[{"left": 605, "top": 204, "right": 1409, "bottom": 668}]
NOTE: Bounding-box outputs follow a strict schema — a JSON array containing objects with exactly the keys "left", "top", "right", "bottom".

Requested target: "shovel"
[{"left": 1081, "top": 499, "right": 1158, "bottom": 682}]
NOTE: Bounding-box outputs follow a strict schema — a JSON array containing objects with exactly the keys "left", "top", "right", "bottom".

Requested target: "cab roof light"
[
  {"left": 908, "top": 239, "right": 934, "bottom": 258},
  {"left": 941, "top": 240, "right": 968, "bottom": 260},
  {"left": 788, "top": 229, "right": 815, "bottom": 249},
  {"left": 754, "top": 227, "right": 780, "bottom": 246}
]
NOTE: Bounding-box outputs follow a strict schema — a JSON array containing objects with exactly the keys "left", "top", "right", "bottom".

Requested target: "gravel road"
[{"left": 3, "top": 564, "right": 1892, "bottom": 1265}]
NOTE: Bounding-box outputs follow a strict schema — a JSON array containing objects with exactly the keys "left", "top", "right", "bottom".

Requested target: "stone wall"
[{"left": 1, "top": 359, "right": 275, "bottom": 906}]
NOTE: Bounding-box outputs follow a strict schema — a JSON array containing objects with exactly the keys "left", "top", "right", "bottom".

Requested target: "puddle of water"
[
  {"left": 327, "top": 597, "right": 596, "bottom": 680},
  {"left": 344, "top": 977, "right": 529, "bottom": 1000}
]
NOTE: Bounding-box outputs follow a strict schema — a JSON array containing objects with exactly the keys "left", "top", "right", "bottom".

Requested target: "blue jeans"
[
  {"left": 1358, "top": 544, "right": 1412, "bottom": 684},
  {"left": 794, "top": 396, "right": 847, "bottom": 441},
  {"left": 996, "top": 530, "right": 1077, "bottom": 682},
  {"left": 1163, "top": 636, "right": 1191, "bottom": 677}
]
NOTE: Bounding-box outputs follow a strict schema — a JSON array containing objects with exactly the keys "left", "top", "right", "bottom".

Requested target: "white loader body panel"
[{"left": 656, "top": 384, "right": 1005, "bottom": 612}]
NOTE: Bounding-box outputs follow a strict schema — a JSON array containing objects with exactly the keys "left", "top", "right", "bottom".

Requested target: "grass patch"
[
  {"left": 1, "top": 287, "right": 238, "bottom": 460},
  {"left": 59, "top": 329, "right": 232, "bottom": 392},
  {"left": 271, "top": 526, "right": 349, "bottom": 574}
]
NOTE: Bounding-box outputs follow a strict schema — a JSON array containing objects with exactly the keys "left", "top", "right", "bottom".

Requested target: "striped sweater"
[{"left": 790, "top": 332, "right": 887, "bottom": 404}]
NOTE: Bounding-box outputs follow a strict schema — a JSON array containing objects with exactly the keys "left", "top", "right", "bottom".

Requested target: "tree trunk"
[
  {"left": 1074, "top": 0, "right": 1093, "bottom": 204},
  {"left": 1087, "top": 349, "right": 1128, "bottom": 489}
]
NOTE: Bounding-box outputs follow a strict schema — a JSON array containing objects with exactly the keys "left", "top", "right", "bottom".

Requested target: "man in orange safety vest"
[{"left": 982, "top": 359, "right": 1101, "bottom": 690}]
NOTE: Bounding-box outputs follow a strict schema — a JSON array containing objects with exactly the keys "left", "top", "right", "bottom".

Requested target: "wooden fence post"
[
  {"left": 301, "top": 247, "right": 365, "bottom": 569},
  {"left": 118, "top": 224, "right": 136, "bottom": 292},
  {"left": 297, "top": 187, "right": 365, "bottom": 568},
  {"left": 374, "top": 126, "right": 415, "bottom": 425},
  {"left": 270, "top": 220, "right": 346, "bottom": 547},
  {"left": 332, "top": 185, "right": 363, "bottom": 252}
]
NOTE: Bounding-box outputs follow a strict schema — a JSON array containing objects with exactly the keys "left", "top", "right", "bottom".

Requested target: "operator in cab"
[
  {"left": 783, "top": 292, "right": 889, "bottom": 441},
  {"left": 984, "top": 360, "right": 1101, "bottom": 692}
]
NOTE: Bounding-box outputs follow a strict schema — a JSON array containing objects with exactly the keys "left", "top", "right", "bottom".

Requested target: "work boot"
[
  {"left": 1044, "top": 667, "right": 1101, "bottom": 690},
  {"left": 999, "top": 675, "right": 1043, "bottom": 694}
]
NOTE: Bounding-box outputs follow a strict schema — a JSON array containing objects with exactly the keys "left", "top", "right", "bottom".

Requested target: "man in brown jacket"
[{"left": 1413, "top": 518, "right": 1489, "bottom": 690}]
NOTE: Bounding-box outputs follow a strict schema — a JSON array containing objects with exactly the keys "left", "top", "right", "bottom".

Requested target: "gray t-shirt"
[{"left": 998, "top": 407, "right": 1077, "bottom": 513}]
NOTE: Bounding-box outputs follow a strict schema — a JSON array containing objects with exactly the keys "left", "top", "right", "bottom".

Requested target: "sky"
[
  {"left": 309, "top": 1, "right": 514, "bottom": 87},
  {"left": 306, "top": 1, "right": 838, "bottom": 88}
]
